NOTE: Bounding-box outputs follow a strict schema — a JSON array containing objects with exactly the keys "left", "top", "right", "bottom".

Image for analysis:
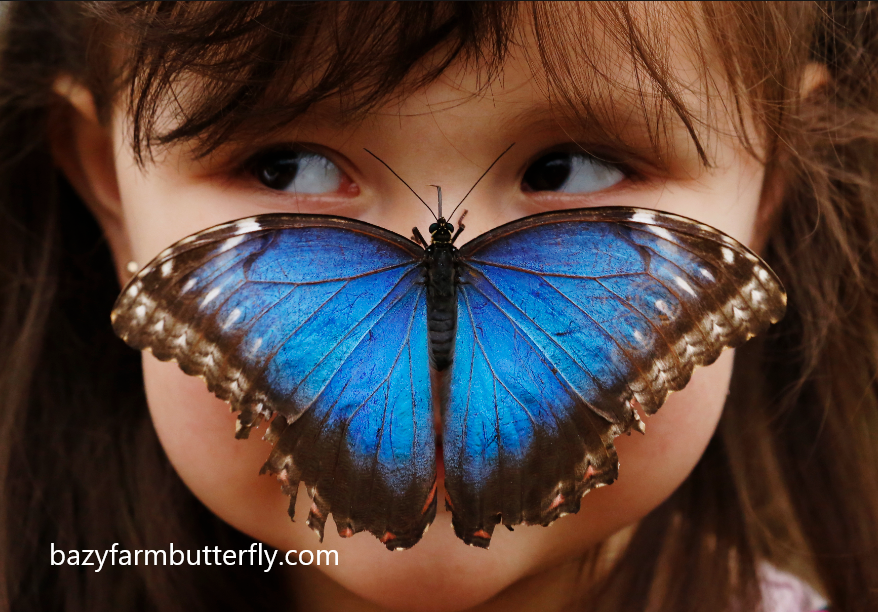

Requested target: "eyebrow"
[{"left": 496, "top": 96, "right": 709, "bottom": 171}]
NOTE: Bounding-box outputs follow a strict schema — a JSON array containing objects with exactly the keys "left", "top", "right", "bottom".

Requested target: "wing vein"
[
  {"left": 461, "top": 264, "right": 612, "bottom": 402},
  {"left": 275, "top": 266, "right": 420, "bottom": 401}
]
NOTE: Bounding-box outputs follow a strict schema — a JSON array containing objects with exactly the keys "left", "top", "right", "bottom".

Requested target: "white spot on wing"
[
  {"left": 633, "top": 330, "right": 645, "bottom": 343},
  {"left": 700, "top": 267, "right": 715, "bottom": 282},
  {"left": 202, "top": 287, "right": 221, "bottom": 306},
  {"left": 650, "top": 226, "right": 675, "bottom": 242},
  {"left": 127, "top": 283, "right": 140, "bottom": 298},
  {"left": 235, "top": 218, "right": 262, "bottom": 235},
  {"left": 250, "top": 337, "right": 263, "bottom": 355},
  {"left": 182, "top": 278, "right": 197, "bottom": 293},
  {"left": 722, "top": 247, "right": 735, "bottom": 263},
  {"left": 153, "top": 318, "right": 165, "bottom": 332},
  {"left": 674, "top": 276, "right": 697, "bottom": 297},
  {"left": 134, "top": 305, "right": 147, "bottom": 319},
  {"left": 224, "top": 308, "right": 242, "bottom": 329},
  {"left": 221, "top": 235, "right": 245, "bottom": 253},
  {"left": 161, "top": 260, "right": 174, "bottom": 277},
  {"left": 631, "top": 211, "right": 656, "bottom": 224},
  {"left": 757, "top": 267, "right": 771, "bottom": 282},
  {"left": 655, "top": 299, "right": 672, "bottom": 316}
]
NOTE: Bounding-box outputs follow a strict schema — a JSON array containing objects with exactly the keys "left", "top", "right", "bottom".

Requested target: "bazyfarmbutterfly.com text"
[{"left": 50, "top": 542, "right": 337, "bottom": 572}]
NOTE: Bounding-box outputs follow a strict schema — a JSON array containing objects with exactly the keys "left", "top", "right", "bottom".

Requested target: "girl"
[{"left": 1, "top": 2, "right": 876, "bottom": 611}]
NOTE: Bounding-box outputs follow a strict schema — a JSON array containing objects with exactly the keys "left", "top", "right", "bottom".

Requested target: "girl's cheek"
[
  {"left": 142, "top": 356, "right": 289, "bottom": 528},
  {"left": 611, "top": 348, "right": 733, "bottom": 504}
]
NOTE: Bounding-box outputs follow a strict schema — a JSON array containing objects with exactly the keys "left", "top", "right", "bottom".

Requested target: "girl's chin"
[
  {"left": 281, "top": 497, "right": 578, "bottom": 612},
  {"left": 262, "top": 472, "right": 640, "bottom": 612}
]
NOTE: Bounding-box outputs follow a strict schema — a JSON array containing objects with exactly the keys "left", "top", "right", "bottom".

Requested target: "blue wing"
[
  {"left": 445, "top": 207, "right": 786, "bottom": 546},
  {"left": 112, "top": 215, "right": 437, "bottom": 550}
]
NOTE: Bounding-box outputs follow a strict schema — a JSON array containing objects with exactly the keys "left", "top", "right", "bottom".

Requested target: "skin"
[{"left": 51, "top": 14, "right": 787, "bottom": 612}]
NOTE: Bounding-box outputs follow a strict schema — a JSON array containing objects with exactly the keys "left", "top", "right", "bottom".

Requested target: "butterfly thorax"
[{"left": 425, "top": 218, "right": 458, "bottom": 370}]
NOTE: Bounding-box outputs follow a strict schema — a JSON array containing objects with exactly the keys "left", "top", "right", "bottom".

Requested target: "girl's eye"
[
  {"left": 523, "top": 152, "right": 624, "bottom": 194},
  {"left": 253, "top": 151, "right": 343, "bottom": 194}
]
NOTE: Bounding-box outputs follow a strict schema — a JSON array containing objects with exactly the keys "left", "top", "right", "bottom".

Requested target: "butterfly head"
[
  {"left": 429, "top": 218, "right": 454, "bottom": 244},
  {"left": 363, "top": 144, "right": 513, "bottom": 248}
]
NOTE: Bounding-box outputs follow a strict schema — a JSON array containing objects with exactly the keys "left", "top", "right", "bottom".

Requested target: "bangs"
[{"left": 87, "top": 2, "right": 813, "bottom": 165}]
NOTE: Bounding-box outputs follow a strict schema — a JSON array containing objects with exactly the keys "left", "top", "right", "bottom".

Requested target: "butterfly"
[{"left": 111, "top": 182, "right": 785, "bottom": 551}]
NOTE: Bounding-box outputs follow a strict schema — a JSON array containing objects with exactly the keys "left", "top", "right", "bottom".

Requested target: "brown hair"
[{"left": 1, "top": 2, "right": 876, "bottom": 610}]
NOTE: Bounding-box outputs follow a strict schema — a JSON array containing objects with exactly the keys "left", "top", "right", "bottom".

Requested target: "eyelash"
[
  {"left": 246, "top": 147, "right": 351, "bottom": 194},
  {"left": 521, "top": 150, "right": 629, "bottom": 194},
  {"left": 245, "top": 146, "right": 636, "bottom": 198}
]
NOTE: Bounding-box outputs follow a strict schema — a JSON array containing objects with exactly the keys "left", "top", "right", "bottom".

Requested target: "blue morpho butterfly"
[{"left": 111, "top": 146, "right": 786, "bottom": 550}]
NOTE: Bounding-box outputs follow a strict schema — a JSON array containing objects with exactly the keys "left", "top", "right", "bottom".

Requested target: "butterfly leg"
[
  {"left": 451, "top": 210, "right": 468, "bottom": 244},
  {"left": 412, "top": 227, "right": 429, "bottom": 248}
]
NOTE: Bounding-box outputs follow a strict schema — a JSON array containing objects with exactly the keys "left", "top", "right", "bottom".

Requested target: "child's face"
[{"left": 74, "top": 16, "right": 769, "bottom": 612}]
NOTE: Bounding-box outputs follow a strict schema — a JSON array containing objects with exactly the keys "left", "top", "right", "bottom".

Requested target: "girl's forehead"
[
  {"left": 123, "top": 2, "right": 732, "bottom": 166},
  {"left": 256, "top": 44, "right": 710, "bottom": 177}
]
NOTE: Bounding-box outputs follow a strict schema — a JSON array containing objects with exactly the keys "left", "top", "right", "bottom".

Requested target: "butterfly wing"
[
  {"left": 111, "top": 215, "right": 437, "bottom": 550},
  {"left": 446, "top": 207, "right": 786, "bottom": 546}
]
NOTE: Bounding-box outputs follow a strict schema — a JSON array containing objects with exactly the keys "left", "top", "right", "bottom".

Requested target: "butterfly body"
[
  {"left": 112, "top": 207, "right": 786, "bottom": 550},
  {"left": 424, "top": 217, "right": 460, "bottom": 371}
]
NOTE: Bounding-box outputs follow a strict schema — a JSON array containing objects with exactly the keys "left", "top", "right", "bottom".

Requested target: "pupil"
[
  {"left": 523, "top": 153, "right": 571, "bottom": 191},
  {"left": 258, "top": 155, "right": 299, "bottom": 190}
]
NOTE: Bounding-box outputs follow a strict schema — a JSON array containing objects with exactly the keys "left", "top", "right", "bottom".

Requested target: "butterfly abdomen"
[{"left": 425, "top": 243, "right": 458, "bottom": 370}]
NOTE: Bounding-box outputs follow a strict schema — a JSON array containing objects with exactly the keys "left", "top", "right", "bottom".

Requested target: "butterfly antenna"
[
  {"left": 428, "top": 185, "right": 443, "bottom": 218},
  {"left": 448, "top": 143, "right": 514, "bottom": 221},
  {"left": 364, "top": 149, "right": 437, "bottom": 221}
]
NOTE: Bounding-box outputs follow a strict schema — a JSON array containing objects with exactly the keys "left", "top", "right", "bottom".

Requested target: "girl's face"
[{"left": 63, "top": 17, "right": 770, "bottom": 612}]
